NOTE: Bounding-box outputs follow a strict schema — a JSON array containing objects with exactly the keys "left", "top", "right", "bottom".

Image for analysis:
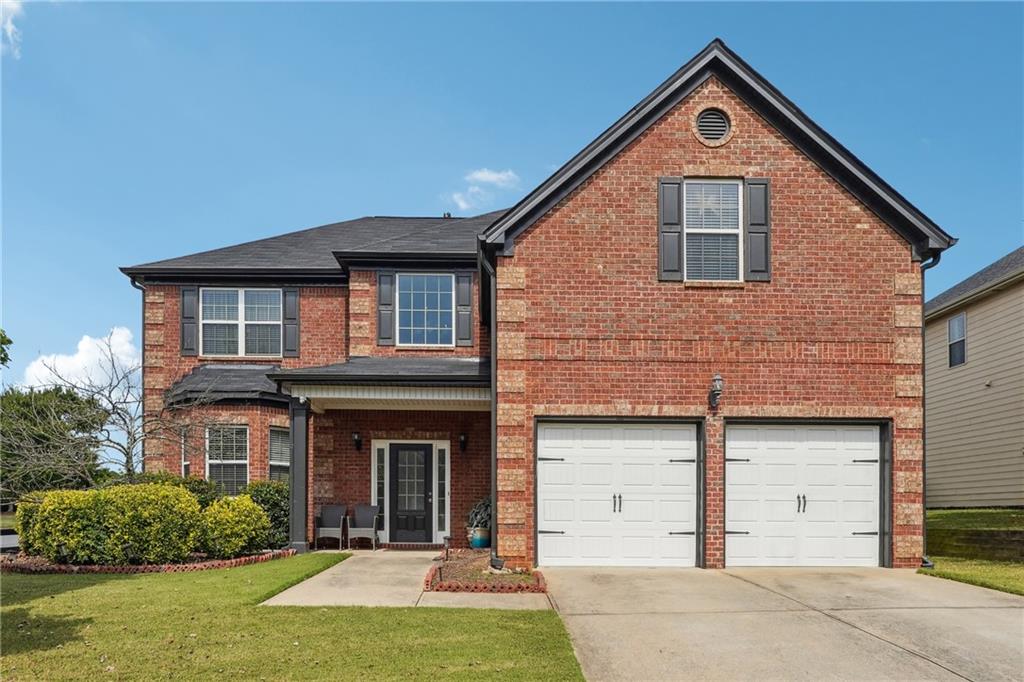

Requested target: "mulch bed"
[
  {"left": 424, "top": 548, "right": 546, "bottom": 593},
  {"left": 0, "top": 549, "right": 295, "bottom": 574}
]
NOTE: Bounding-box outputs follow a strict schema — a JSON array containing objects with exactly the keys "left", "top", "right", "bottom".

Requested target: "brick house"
[{"left": 121, "top": 40, "right": 954, "bottom": 570}]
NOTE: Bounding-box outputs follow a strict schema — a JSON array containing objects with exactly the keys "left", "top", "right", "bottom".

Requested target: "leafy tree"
[
  {"left": 0, "top": 328, "right": 11, "bottom": 368},
  {"left": 0, "top": 386, "right": 107, "bottom": 502}
]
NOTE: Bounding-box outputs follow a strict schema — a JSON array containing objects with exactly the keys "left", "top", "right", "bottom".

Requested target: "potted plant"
[{"left": 466, "top": 496, "right": 491, "bottom": 549}]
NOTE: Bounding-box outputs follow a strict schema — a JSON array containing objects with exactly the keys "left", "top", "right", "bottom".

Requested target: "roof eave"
[
  {"left": 332, "top": 251, "right": 479, "bottom": 270},
  {"left": 924, "top": 268, "right": 1024, "bottom": 321},
  {"left": 483, "top": 39, "right": 956, "bottom": 258}
]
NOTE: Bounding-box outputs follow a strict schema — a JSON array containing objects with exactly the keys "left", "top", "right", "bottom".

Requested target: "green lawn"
[
  {"left": 926, "top": 508, "right": 1024, "bottom": 531},
  {"left": 0, "top": 512, "right": 15, "bottom": 530},
  {"left": 919, "top": 555, "right": 1024, "bottom": 596},
  {"left": 1, "top": 553, "right": 582, "bottom": 681}
]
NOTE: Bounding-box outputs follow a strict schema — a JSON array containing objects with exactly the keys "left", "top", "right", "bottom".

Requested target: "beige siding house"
[{"left": 924, "top": 246, "right": 1024, "bottom": 507}]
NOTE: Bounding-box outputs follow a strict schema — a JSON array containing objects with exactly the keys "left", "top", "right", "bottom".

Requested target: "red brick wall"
[
  {"left": 141, "top": 285, "right": 347, "bottom": 473},
  {"left": 175, "top": 403, "right": 290, "bottom": 482},
  {"left": 308, "top": 409, "right": 490, "bottom": 546},
  {"left": 347, "top": 270, "right": 489, "bottom": 357},
  {"left": 494, "top": 77, "right": 925, "bottom": 569}
]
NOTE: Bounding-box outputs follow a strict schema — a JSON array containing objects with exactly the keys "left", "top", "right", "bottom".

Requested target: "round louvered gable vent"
[{"left": 696, "top": 109, "right": 730, "bottom": 141}]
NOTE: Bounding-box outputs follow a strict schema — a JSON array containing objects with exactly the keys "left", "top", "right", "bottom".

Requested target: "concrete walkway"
[
  {"left": 546, "top": 566, "right": 1024, "bottom": 681},
  {"left": 262, "top": 550, "right": 551, "bottom": 610}
]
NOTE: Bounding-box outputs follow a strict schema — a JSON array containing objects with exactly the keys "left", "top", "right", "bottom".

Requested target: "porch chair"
[
  {"left": 314, "top": 504, "right": 347, "bottom": 550},
  {"left": 348, "top": 504, "right": 381, "bottom": 550}
]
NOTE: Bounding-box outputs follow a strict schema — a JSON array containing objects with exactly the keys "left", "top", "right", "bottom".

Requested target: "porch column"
[{"left": 288, "top": 398, "right": 310, "bottom": 552}]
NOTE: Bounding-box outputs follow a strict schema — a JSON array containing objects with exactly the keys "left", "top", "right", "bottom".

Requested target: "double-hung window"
[
  {"left": 207, "top": 426, "right": 249, "bottom": 495},
  {"left": 948, "top": 312, "right": 966, "bottom": 367},
  {"left": 269, "top": 427, "right": 291, "bottom": 483},
  {"left": 200, "top": 288, "right": 282, "bottom": 356},
  {"left": 683, "top": 179, "right": 742, "bottom": 281},
  {"left": 396, "top": 274, "right": 455, "bottom": 346}
]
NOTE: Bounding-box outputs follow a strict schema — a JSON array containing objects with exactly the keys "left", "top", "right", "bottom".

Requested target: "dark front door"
[{"left": 389, "top": 444, "right": 433, "bottom": 543}]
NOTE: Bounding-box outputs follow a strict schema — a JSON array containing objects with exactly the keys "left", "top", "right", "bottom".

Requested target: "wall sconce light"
[
  {"left": 708, "top": 373, "right": 724, "bottom": 410},
  {"left": 352, "top": 432, "right": 362, "bottom": 451},
  {"left": 458, "top": 433, "right": 468, "bottom": 453}
]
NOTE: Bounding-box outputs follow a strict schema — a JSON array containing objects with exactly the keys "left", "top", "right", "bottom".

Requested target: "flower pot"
[{"left": 469, "top": 527, "right": 490, "bottom": 549}]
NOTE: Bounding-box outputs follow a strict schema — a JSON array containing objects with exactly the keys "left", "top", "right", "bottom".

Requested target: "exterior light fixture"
[
  {"left": 708, "top": 374, "right": 724, "bottom": 410},
  {"left": 458, "top": 433, "right": 468, "bottom": 453},
  {"left": 352, "top": 432, "right": 362, "bottom": 451}
]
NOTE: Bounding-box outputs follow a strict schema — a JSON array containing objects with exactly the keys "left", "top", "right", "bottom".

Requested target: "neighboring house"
[
  {"left": 924, "top": 246, "right": 1024, "bottom": 508},
  {"left": 121, "top": 40, "right": 955, "bottom": 570}
]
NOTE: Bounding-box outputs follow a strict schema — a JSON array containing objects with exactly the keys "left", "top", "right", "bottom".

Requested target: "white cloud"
[
  {"left": 465, "top": 168, "right": 520, "bottom": 189},
  {"left": 447, "top": 167, "right": 520, "bottom": 212},
  {"left": 1, "top": 0, "right": 23, "bottom": 59},
  {"left": 23, "top": 327, "right": 141, "bottom": 388}
]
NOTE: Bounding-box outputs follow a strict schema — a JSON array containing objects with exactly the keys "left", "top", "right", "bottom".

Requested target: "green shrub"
[
  {"left": 242, "top": 480, "right": 289, "bottom": 549},
  {"left": 202, "top": 495, "right": 270, "bottom": 559},
  {"left": 27, "top": 484, "right": 202, "bottom": 565},
  {"left": 33, "top": 490, "right": 108, "bottom": 564},
  {"left": 14, "top": 492, "right": 46, "bottom": 555},
  {"left": 116, "top": 472, "right": 221, "bottom": 508},
  {"left": 100, "top": 484, "right": 202, "bottom": 564},
  {"left": 179, "top": 477, "right": 220, "bottom": 509}
]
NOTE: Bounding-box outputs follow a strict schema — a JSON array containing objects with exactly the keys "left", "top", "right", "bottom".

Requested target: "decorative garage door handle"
[
  {"left": 616, "top": 494, "right": 622, "bottom": 512},
  {"left": 800, "top": 494, "right": 806, "bottom": 513}
]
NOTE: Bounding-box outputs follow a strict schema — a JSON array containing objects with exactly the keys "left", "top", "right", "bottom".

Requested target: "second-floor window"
[
  {"left": 948, "top": 312, "right": 966, "bottom": 367},
  {"left": 396, "top": 274, "right": 455, "bottom": 346},
  {"left": 684, "top": 179, "right": 742, "bottom": 281},
  {"left": 200, "top": 288, "right": 282, "bottom": 356}
]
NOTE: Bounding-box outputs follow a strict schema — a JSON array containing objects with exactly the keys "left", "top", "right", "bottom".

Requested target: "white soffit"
[{"left": 290, "top": 384, "right": 490, "bottom": 412}]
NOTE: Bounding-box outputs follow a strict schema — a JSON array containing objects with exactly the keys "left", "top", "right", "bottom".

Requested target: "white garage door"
[
  {"left": 726, "top": 424, "right": 881, "bottom": 567},
  {"left": 536, "top": 423, "right": 698, "bottom": 567}
]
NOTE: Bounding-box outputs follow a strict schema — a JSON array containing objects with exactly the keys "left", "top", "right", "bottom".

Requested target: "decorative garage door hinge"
[
  {"left": 668, "top": 531, "right": 696, "bottom": 535},
  {"left": 852, "top": 459, "right": 879, "bottom": 463},
  {"left": 668, "top": 458, "right": 696, "bottom": 463},
  {"left": 725, "top": 530, "right": 751, "bottom": 535},
  {"left": 851, "top": 531, "right": 879, "bottom": 536},
  {"left": 725, "top": 458, "right": 751, "bottom": 462},
  {"left": 537, "top": 457, "right": 565, "bottom": 462},
  {"left": 537, "top": 530, "right": 565, "bottom": 535}
]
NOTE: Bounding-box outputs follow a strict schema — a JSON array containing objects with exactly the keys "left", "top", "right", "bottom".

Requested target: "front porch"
[{"left": 271, "top": 358, "right": 492, "bottom": 552}]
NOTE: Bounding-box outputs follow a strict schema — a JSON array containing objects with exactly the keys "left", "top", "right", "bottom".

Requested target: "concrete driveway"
[{"left": 545, "top": 567, "right": 1024, "bottom": 681}]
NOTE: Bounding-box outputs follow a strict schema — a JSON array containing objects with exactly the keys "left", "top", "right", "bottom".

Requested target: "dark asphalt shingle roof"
[
  {"left": 925, "top": 246, "right": 1024, "bottom": 317},
  {"left": 271, "top": 356, "right": 490, "bottom": 387},
  {"left": 166, "top": 364, "right": 285, "bottom": 405},
  {"left": 122, "top": 210, "right": 506, "bottom": 274}
]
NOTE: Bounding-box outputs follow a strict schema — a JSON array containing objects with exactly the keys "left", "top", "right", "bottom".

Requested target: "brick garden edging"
[
  {"left": 0, "top": 549, "right": 296, "bottom": 575},
  {"left": 423, "top": 560, "right": 547, "bottom": 593}
]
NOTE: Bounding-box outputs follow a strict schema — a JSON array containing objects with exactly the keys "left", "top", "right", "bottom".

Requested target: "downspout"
[
  {"left": 478, "top": 242, "right": 503, "bottom": 570},
  {"left": 919, "top": 250, "right": 941, "bottom": 569},
  {"left": 129, "top": 277, "right": 147, "bottom": 474}
]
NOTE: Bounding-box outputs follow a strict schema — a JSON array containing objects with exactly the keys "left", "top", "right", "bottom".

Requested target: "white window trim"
[
  {"left": 394, "top": 273, "right": 457, "bottom": 349},
  {"left": 180, "top": 427, "right": 189, "bottom": 477},
  {"left": 683, "top": 178, "right": 744, "bottom": 282},
  {"left": 199, "top": 287, "right": 283, "bottom": 358},
  {"left": 948, "top": 312, "right": 967, "bottom": 368},
  {"left": 205, "top": 425, "right": 250, "bottom": 493},
  {"left": 269, "top": 426, "right": 291, "bottom": 479},
  {"left": 371, "top": 439, "right": 451, "bottom": 544}
]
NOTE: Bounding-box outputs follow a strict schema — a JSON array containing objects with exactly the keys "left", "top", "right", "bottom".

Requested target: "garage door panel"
[
  {"left": 579, "top": 462, "right": 614, "bottom": 486},
  {"left": 537, "top": 423, "right": 697, "bottom": 567},
  {"left": 726, "top": 424, "right": 880, "bottom": 567}
]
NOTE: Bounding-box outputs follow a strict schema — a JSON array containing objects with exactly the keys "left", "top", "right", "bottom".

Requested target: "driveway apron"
[{"left": 545, "top": 566, "right": 1024, "bottom": 681}]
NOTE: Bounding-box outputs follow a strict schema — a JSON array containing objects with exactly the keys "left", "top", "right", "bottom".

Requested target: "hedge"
[
  {"left": 15, "top": 491, "right": 49, "bottom": 556},
  {"left": 26, "top": 485, "right": 202, "bottom": 565},
  {"left": 242, "top": 480, "right": 289, "bottom": 549},
  {"left": 202, "top": 495, "right": 271, "bottom": 560}
]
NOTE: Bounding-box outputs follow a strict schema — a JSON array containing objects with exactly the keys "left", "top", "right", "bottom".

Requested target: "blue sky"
[{"left": 2, "top": 2, "right": 1022, "bottom": 383}]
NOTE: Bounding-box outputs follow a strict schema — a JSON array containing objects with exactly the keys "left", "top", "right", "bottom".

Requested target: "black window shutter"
[
  {"left": 744, "top": 178, "right": 771, "bottom": 281},
  {"left": 659, "top": 177, "right": 684, "bottom": 280},
  {"left": 282, "top": 287, "right": 300, "bottom": 357},
  {"left": 377, "top": 272, "right": 395, "bottom": 346},
  {"left": 180, "top": 286, "right": 198, "bottom": 356},
  {"left": 455, "top": 273, "right": 473, "bottom": 347}
]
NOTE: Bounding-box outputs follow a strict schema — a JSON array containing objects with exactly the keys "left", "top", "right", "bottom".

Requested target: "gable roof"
[
  {"left": 925, "top": 246, "right": 1024, "bottom": 319},
  {"left": 482, "top": 39, "right": 955, "bottom": 260},
  {"left": 120, "top": 210, "right": 507, "bottom": 279}
]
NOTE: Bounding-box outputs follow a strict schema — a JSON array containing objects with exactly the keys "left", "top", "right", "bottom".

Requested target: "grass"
[
  {"left": 0, "top": 512, "right": 15, "bottom": 530},
  {"left": 926, "top": 508, "right": 1024, "bottom": 531},
  {"left": 919, "top": 555, "right": 1024, "bottom": 596},
  {"left": 1, "top": 553, "right": 582, "bottom": 681}
]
